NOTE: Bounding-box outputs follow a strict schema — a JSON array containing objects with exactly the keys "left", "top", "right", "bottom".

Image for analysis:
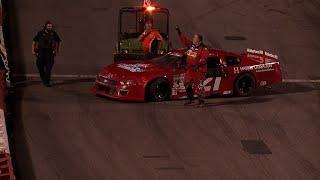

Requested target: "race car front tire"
[
  {"left": 234, "top": 73, "right": 256, "bottom": 97},
  {"left": 147, "top": 78, "right": 170, "bottom": 102}
]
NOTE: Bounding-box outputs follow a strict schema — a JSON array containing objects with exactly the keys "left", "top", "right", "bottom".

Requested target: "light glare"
[{"left": 146, "top": 6, "right": 155, "bottom": 11}]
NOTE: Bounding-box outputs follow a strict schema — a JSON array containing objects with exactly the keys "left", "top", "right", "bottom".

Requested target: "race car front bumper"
[{"left": 91, "top": 81, "right": 145, "bottom": 102}]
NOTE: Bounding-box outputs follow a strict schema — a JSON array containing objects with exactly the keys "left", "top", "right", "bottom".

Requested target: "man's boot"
[
  {"left": 196, "top": 81, "right": 205, "bottom": 107},
  {"left": 184, "top": 99, "right": 194, "bottom": 106},
  {"left": 196, "top": 97, "right": 205, "bottom": 108},
  {"left": 184, "top": 84, "right": 194, "bottom": 106}
]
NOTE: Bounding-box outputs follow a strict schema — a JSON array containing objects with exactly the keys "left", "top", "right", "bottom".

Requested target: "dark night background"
[{"left": 3, "top": 0, "right": 320, "bottom": 179}]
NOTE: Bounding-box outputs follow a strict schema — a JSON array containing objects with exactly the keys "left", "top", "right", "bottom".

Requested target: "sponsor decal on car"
[
  {"left": 172, "top": 76, "right": 221, "bottom": 96},
  {"left": 233, "top": 62, "right": 278, "bottom": 74},
  {"left": 260, "top": 81, "right": 267, "bottom": 86},
  {"left": 247, "top": 48, "right": 264, "bottom": 55},
  {"left": 240, "top": 63, "right": 273, "bottom": 71},
  {"left": 223, "top": 91, "right": 232, "bottom": 95},
  {"left": 172, "top": 74, "right": 186, "bottom": 95},
  {"left": 247, "top": 54, "right": 264, "bottom": 62},
  {"left": 168, "top": 52, "right": 183, "bottom": 57},
  {"left": 247, "top": 48, "right": 278, "bottom": 60},
  {"left": 264, "top": 51, "right": 278, "bottom": 60},
  {"left": 199, "top": 77, "right": 214, "bottom": 92},
  {"left": 117, "top": 63, "right": 150, "bottom": 72},
  {"left": 234, "top": 67, "right": 240, "bottom": 74},
  {"left": 213, "top": 77, "right": 221, "bottom": 91},
  {"left": 104, "top": 73, "right": 113, "bottom": 79}
]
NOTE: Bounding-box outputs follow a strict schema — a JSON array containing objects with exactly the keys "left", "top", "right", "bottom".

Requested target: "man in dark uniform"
[
  {"left": 175, "top": 26, "right": 209, "bottom": 107},
  {"left": 32, "top": 21, "right": 61, "bottom": 87}
]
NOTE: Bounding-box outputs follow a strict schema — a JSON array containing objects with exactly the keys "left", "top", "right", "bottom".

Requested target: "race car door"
[{"left": 203, "top": 56, "right": 224, "bottom": 96}]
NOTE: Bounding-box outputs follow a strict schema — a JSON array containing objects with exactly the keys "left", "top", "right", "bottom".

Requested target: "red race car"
[{"left": 92, "top": 48, "right": 282, "bottom": 102}]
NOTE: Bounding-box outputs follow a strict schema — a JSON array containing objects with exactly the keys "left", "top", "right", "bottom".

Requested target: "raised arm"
[
  {"left": 179, "top": 33, "right": 193, "bottom": 48},
  {"left": 138, "top": 30, "right": 151, "bottom": 42},
  {"left": 175, "top": 26, "right": 192, "bottom": 48},
  {"left": 138, "top": 31, "right": 146, "bottom": 42}
]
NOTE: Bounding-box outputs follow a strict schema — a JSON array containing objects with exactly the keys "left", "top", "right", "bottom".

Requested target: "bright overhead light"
[{"left": 146, "top": 6, "right": 156, "bottom": 12}]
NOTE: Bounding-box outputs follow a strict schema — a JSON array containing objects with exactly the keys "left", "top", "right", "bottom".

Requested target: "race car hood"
[{"left": 98, "top": 60, "right": 169, "bottom": 82}]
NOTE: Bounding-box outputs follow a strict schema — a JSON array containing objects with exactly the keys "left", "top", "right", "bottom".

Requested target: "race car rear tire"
[
  {"left": 147, "top": 78, "right": 170, "bottom": 102},
  {"left": 234, "top": 73, "right": 256, "bottom": 97}
]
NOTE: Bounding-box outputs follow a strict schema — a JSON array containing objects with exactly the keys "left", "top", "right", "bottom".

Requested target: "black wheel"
[
  {"left": 234, "top": 73, "right": 256, "bottom": 97},
  {"left": 148, "top": 78, "right": 170, "bottom": 102}
]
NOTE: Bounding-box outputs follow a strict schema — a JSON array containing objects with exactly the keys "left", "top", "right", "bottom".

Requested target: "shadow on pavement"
[
  {"left": 204, "top": 96, "right": 274, "bottom": 107},
  {"left": 254, "top": 82, "right": 318, "bottom": 97},
  {"left": 199, "top": 82, "right": 318, "bottom": 108}
]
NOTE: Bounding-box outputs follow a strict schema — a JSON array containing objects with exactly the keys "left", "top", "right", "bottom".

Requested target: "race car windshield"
[{"left": 153, "top": 54, "right": 186, "bottom": 68}]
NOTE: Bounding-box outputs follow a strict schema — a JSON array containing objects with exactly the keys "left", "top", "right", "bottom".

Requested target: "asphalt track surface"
[{"left": 7, "top": 0, "right": 320, "bottom": 179}]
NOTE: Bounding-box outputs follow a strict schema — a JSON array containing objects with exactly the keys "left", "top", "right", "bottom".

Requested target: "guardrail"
[
  {"left": 0, "top": 152, "right": 14, "bottom": 179},
  {"left": 0, "top": 70, "right": 14, "bottom": 180}
]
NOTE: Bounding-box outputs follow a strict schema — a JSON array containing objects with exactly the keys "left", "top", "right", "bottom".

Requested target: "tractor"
[{"left": 114, "top": 3, "right": 170, "bottom": 62}]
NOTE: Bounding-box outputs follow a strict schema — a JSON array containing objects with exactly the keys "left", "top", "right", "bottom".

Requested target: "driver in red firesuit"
[{"left": 175, "top": 26, "right": 209, "bottom": 107}]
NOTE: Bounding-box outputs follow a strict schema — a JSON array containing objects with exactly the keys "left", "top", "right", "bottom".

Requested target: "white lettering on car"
[
  {"left": 168, "top": 52, "right": 183, "bottom": 57},
  {"left": 117, "top": 63, "right": 150, "bottom": 72},
  {"left": 213, "top": 77, "right": 222, "bottom": 91},
  {"left": 234, "top": 67, "right": 240, "bottom": 74},
  {"left": 223, "top": 91, "right": 232, "bottom": 95},
  {"left": 104, "top": 73, "right": 113, "bottom": 79},
  {"left": 172, "top": 74, "right": 186, "bottom": 95},
  {"left": 201, "top": 78, "right": 213, "bottom": 92},
  {"left": 233, "top": 62, "right": 278, "bottom": 74},
  {"left": 264, "top": 51, "right": 278, "bottom": 59},
  {"left": 247, "top": 48, "right": 278, "bottom": 59},
  {"left": 203, "top": 78, "right": 213, "bottom": 86},
  {"left": 247, "top": 48, "right": 264, "bottom": 55},
  {"left": 260, "top": 81, "right": 267, "bottom": 86}
]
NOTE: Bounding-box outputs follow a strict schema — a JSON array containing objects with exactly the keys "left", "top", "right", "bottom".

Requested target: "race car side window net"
[{"left": 206, "top": 57, "right": 222, "bottom": 77}]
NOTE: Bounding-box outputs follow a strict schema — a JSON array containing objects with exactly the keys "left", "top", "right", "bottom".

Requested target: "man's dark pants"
[{"left": 36, "top": 49, "right": 54, "bottom": 85}]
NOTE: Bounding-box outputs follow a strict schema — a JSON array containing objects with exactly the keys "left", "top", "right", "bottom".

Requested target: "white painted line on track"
[
  {"left": 14, "top": 74, "right": 96, "bottom": 78},
  {"left": 13, "top": 74, "right": 320, "bottom": 83},
  {"left": 282, "top": 79, "right": 320, "bottom": 83}
]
